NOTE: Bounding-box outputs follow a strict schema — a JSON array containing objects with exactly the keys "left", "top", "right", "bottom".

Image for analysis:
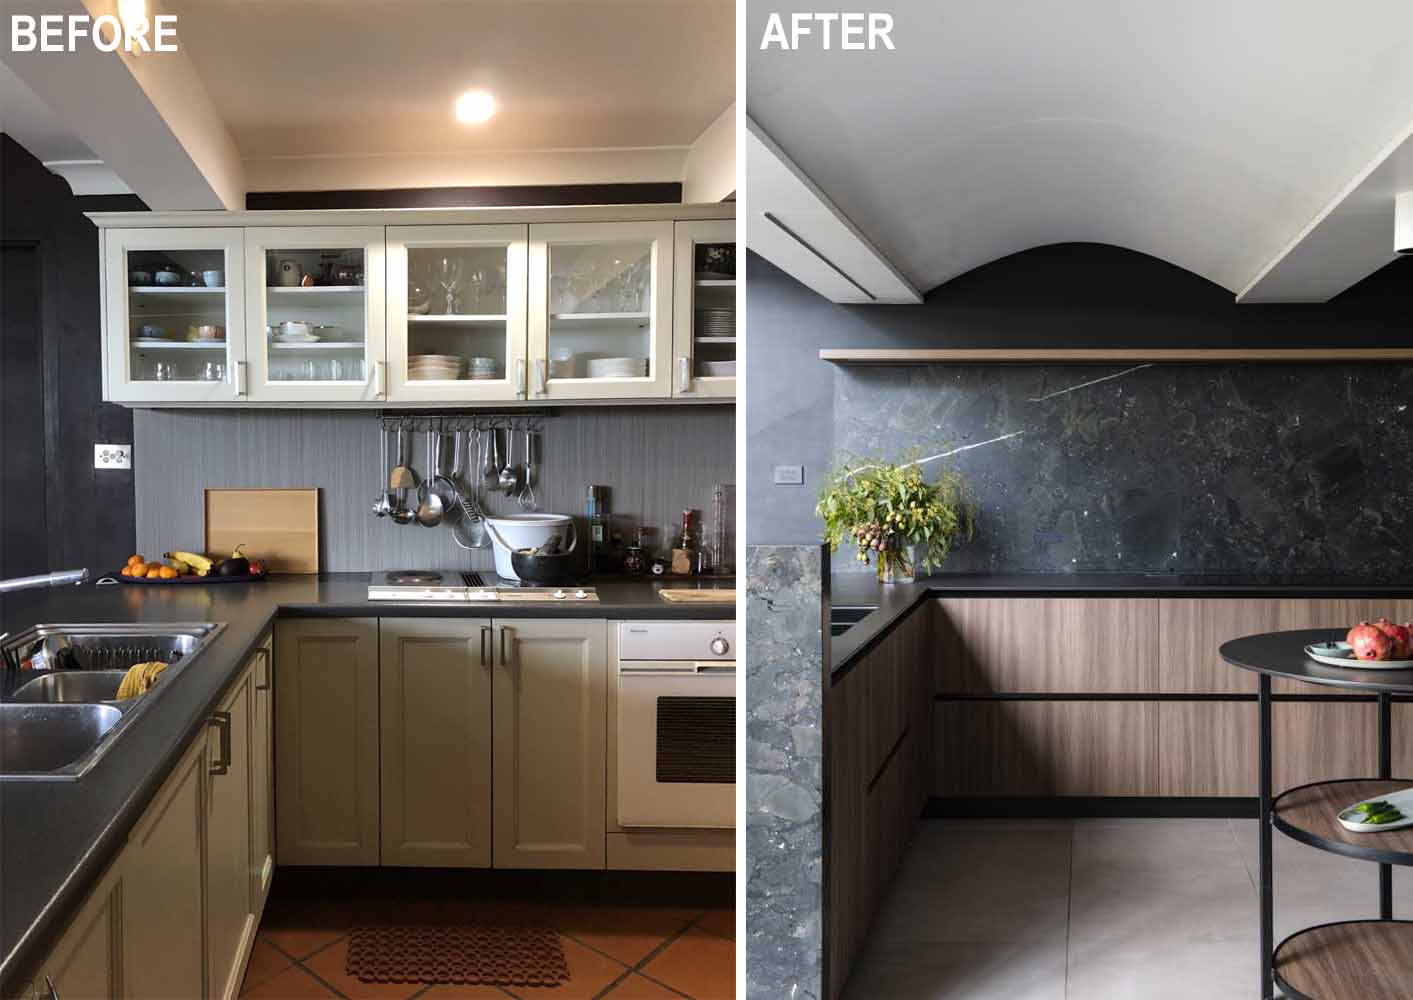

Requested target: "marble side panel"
[
  {"left": 747, "top": 544, "right": 827, "bottom": 1000},
  {"left": 834, "top": 363, "right": 1413, "bottom": 576}
]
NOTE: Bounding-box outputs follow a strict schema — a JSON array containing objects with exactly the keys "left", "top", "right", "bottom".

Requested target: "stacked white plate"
[
  {"left": 587, "top": 357, "right": 648, "bottom": 379},
  {"left": 695, "top": 307, "right": 735, "bottom": 337},
  {"left": 408, "top": 354, "right": 465, "bottom": 381}
]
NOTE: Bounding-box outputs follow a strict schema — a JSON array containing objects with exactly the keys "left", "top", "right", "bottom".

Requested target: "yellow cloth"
[{"left": 116, "top": 660, "right": 169, "bottom": 700}]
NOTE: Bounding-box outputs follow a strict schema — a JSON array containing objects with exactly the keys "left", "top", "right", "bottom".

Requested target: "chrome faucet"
[{"left": 0, "top": 569, "right": 90, "bottom": 594}]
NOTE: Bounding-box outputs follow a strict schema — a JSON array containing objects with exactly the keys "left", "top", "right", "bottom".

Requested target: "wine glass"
[{"left": 437, "top": 257, "right": 464, "bottom": 315}]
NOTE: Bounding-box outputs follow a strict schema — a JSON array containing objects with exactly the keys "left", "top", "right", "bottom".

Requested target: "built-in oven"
[{"left": 617, "top": 620, "right": 736, "bottom": 829}]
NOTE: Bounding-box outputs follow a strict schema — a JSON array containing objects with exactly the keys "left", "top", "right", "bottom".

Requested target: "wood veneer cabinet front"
[
  {"left": 380, "top": 619, "right": 493, "bottom": 867},
  {"left": 492, "top": 619, "right": 607, "bottom": 869},
  {"left": 935, "top": 700, "right": 1159, "bottom": 796},
  {"left": 827, "top": 606, "right": 933, "bottom": 1000},
  {"left": 934, "top": 597, "right": 1159, "bottom": 693},
  {"left": 275, "top": 619, "right": 381, "bottom": 865},
  {"left": 1159, "top": 701, "right": 1381, "bottom": 795}
]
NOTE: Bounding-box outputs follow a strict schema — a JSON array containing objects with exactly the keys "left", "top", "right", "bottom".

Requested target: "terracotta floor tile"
[
  {"left": 506, "top": 936, "right": 630, "bottom": 999},
  {"left": 240, "top": 937, "right": 295, "bottom": 995},
  {"left": 642, "top": 928, "right": 736, "bottom": 999},
  {"left": 259, "top": 900, "right": 355, "bottom": 959},
  {"left": 240, "top": 964, "right": 341, "bottom": 998},
  {"left": 694, "top": 908, "right": 735, "bottom": 941},
  {"left": 603, "top": 973, "right": 686, "bottom": 998},
  {"left": 301, "top": 936, "right": 425, "bottom": 999},
  {"left": 554, "top": 905, "right": 699, "bottom": 966},
  {"left": 419, "top": 985, "right": 516, "bottom": 998}
]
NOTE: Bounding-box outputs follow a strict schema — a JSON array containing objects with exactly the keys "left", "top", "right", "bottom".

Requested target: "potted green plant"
[{"left": 817, "top": 456, "right": 976, "bottom": 583}]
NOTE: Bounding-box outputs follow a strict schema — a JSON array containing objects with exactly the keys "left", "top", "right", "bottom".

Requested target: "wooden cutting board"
[
  {"left": 205, "top": 488, "right": 320, "bottom": 573},
  {"left": 658, "top": 589, "right": 736, "bottom": 604}
]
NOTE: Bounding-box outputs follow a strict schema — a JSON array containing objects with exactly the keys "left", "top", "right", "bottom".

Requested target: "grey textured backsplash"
[
  {"left": 834, "top": 363, "right": 1413, "bottom": 577},
  {"left": 133, "top": 406, "right": 734, "bottom": 574}
]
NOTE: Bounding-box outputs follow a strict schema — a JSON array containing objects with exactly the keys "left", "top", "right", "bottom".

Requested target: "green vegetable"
[{"left": 1343, "top": 801, "right": 1404, "bottom": 824}]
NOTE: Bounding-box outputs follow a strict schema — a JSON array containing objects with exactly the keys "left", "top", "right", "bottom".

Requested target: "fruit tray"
[
  {"left": 1306, "top": 641, "right": 1413, "bottom": 671},
  {"left": 102, "top": 569, "right": 268, "bottom": 586}
]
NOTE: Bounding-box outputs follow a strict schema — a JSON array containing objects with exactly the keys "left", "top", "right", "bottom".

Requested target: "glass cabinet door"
[
  {"left": 671, "top": 219, "right": 736, "bottom": 398},
  {"left": 386, "top": 225, "right": 529, "bottom": 403},
  {"left": 243, "top": 227, "right": 386, "bottom": 402},
  {"left": 528, "top": 221, "right": 674, "bottom": 400},
  {"left": 103, "top": 228, "right": 246, "bottom": 403}
]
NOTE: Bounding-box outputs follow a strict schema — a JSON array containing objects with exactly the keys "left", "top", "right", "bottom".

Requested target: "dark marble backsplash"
[{"left": 834, "top": 363, "right": 1413, "bottom": 577}]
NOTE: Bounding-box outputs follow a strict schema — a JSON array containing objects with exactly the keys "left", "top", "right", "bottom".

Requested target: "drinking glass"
[{"left": 437, "top": 256, "right": 464, "bottom": 315}]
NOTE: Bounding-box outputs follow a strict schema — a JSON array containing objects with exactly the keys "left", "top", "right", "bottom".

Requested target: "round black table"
[{"left": 1222, "top": 628, "right": 1413, "bottom": 1000}]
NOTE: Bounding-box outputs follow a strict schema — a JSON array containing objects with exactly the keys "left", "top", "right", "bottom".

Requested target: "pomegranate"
[
  {"left": 1348, "top": 622, "right": 1395, "bottom": 661},
  {"left": 1371, "top": 619, "right": 1413, "bottom": 659}
]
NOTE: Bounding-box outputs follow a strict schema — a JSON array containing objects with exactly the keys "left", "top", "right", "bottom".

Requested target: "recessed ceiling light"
[
  {"left": 455, "top": 91, "right": 496, "bottom": 125},
  {"left": 117, "top": 0, "right": 147, "bottom": 31}
]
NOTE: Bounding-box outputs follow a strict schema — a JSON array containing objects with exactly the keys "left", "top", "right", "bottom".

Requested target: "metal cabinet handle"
[
  {"left": 499, "top": 626, "right": 515, "bottom": 668},
  {"left": 534, "top": 359, "right": 547, "bottom": 396},
  {"left": 208, "top": 711, "right": 232, "bottom": 775},
  {"left": 480, "top": 624, "right": 492, "bottom": 667},
  {"left": 234, "top": 361, "right": 248, "bottom": 396},
  {"left": 677, "top": 356, "right": 691, "bottom": 393},
  {"left": 255, "top": 648, "right": 270, "bottom": 691},
  {"left": 372, "top": 360, "right": 386, "bottom": 398},
  {"left": 515, "top": 358, "right": 526, "bottom": 399},
  {"left": 44, "top": 975, "right": 59, "bottom": 1000}
]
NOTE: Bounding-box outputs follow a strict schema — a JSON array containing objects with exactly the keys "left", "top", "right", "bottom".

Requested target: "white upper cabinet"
[
  {"left": 103, "top": 227, "right": 248, "bottom": 404},
  {"left": 672, "top": 219, "right": 737, "bottom": 399},
  {"left": 386, "top": 225, "right": 529, "bottom": 403},
  {"left": 528, "top": 221, "right": 675, "bottom": 400},
  {"left": 244, "top": 226, "right": 387, "bottom": 403},
  {"left": 97, "top": 209, "right": 730, "bottom": 407}
]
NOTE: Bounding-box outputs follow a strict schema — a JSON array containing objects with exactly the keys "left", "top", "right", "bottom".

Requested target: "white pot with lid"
[{"left": 484, "top": 513, "right": 576, "bottom": 581}]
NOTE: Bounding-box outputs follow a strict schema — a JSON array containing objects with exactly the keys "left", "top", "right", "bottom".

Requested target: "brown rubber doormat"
[{"left": 345, "top": 924, "right": 571, "bottom": 987}]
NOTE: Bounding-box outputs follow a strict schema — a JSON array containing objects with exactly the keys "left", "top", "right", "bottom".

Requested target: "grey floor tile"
[{"left": 841, "top": 938, "right": 1067, "bottom": 1000}]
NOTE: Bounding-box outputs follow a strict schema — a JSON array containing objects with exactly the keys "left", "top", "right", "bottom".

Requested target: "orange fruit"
[
  {"left": 120, "top": 566, "right": 132, "bottom": 577},
  {"left": 158, "top": 566, "right": 178, "bottom": 580},
  {"left": 130, "top": 565, "right": 148, "bottom": 578},
  {"left": 127, "top": 554, "right": 144, "bottom": 566}
]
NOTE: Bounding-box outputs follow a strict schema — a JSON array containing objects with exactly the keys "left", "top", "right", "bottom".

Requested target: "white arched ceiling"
[{"left": 747, "top": 0, "right": 1413, "bottom": 295}]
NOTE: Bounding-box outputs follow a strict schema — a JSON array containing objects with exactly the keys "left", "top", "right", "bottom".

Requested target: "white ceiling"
[
  {"left": 747, "top": 0, "right": 1413, "bottom": 296},
  {"left": 166, "top": 0, "right": 733, "bottom": 183}
]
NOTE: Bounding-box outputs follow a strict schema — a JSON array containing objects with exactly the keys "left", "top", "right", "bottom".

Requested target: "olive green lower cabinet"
[
  {"left": 277, "top": 617, "right": 610, "bottom": 871},
  {"left": 19, "top": 641, "right": 273, "bottom": 1000}
]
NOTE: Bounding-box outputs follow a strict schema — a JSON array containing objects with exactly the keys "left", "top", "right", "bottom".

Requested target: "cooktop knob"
[
  {"left": 575, "top": 589, "right": 589, "bottom": 600},
  {"left": 552, "top": 590, "right": 567, "bottom": 600},
  {"left": 710, "top": 636, "right": 730, "bottom": 656}
]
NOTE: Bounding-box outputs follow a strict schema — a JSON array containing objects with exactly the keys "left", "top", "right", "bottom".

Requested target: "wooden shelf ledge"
[{"left": 819, "top": 348, "right": 1413, "bottom": 364}]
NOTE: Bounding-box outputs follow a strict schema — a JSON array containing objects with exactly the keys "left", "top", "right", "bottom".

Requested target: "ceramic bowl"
[
  {"left": 129, "top": 270, "right": 152, "bottom": 286},
  {"left": 187, "top": 324, "right": 225, "bottom": 342},
  {"left": 200, "top": 270, "right": 224, "bottom": 288},
  {"left": 154, "top": 270, "right": 183, "bottom": 286}
]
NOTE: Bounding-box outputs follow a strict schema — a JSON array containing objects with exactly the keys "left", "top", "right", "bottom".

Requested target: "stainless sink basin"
[
  {"left": 0, "top": 623, "right": 225, "bottom": 780},
  {"left": 0, "top": 704, "right": 123, "bottom": 774},
  {"left": 10, "top": 670, "right": 129, "bottom": 705}
]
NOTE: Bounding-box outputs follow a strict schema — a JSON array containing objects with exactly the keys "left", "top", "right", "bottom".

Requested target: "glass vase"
[{"left": 877, "top": 545, "right": 916, "bottom": 585}]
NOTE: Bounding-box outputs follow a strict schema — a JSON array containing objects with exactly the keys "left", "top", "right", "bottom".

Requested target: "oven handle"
[{"left": 618, "top": 662, "right": 736, "bottom": 677}]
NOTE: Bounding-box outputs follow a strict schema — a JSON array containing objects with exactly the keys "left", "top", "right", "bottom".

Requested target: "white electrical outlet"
[
  {"left": 94, "top": 444, "right": 132, "bottom": 470},
  {"left": 773, "top": 465, "right": 805, "bottom": 485}
]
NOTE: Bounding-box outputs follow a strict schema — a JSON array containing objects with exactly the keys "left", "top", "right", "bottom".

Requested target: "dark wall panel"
[{"left": 0, "top": 133, "right": 140, "bottom": 581}]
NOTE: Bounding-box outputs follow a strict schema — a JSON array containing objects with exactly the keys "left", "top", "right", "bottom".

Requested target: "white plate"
[
  {"left": 1337, "top": 786, "right": 1413, "bottom": 833},
  {"left": 1305, "top": 641, "right": 1413, "bottom": 670}
]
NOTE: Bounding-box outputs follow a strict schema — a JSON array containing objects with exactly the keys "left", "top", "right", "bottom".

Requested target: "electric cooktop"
[{"left": 368, "top": 570, "right": 597, "bottom": 603}]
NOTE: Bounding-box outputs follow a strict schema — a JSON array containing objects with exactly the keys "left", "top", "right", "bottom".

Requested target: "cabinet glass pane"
[
  {"left": 262, "top": 248, "right": 367, "bottom": 383},
  {"left": 406, "top": 246, "right": 509, "bottom": 382},
  {"left": 125, "top": 248, "right": 231, "bottom": 383},
  {"left": 548, "top": 242, "right": 652, "bottom": 381},
  {"left": 691, "top": 240, "right": 735, "bottom": 379}
]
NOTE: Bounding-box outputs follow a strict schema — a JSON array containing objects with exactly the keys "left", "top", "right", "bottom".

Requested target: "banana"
[
  {"left": 166, "top": 557, "right": 191, "bottom": 575},
  {"left": 165, "top": 550, "right": 212, "bottom": 576}
]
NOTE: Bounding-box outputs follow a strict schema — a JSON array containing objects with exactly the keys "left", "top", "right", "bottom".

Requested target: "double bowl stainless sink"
[{"left": 0, "top": 623, "right": 224, "bottom": 779}]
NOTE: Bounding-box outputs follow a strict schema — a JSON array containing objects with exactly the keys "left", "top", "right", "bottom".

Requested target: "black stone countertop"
[
  {"left": 830, "top": 572, "right": 1413, "bottom": 677},
  {"left": 0, "top": 573, "right": 734, "bottom": 990}
]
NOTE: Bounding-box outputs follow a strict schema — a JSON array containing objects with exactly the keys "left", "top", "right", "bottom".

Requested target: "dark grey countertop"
[
  {"left": 830, "top": 572, "right": 1413, "bottom": 677},
  {"left": 0, "top": 573, "right": 734, "bottom": 990}
]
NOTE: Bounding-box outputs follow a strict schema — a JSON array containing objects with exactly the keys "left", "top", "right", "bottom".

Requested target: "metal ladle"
[
  {"left": 416, "top": 431, "right": 445, "bottom": 527},
  {"left": 371, "top": 424, "right": 392, "bottom": 517},
  {"left": 498, "top": 428, "right": 518, "bottom": 493},
  {"left": 389, "top": 429, "right": 415, "bottom": 524}
]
